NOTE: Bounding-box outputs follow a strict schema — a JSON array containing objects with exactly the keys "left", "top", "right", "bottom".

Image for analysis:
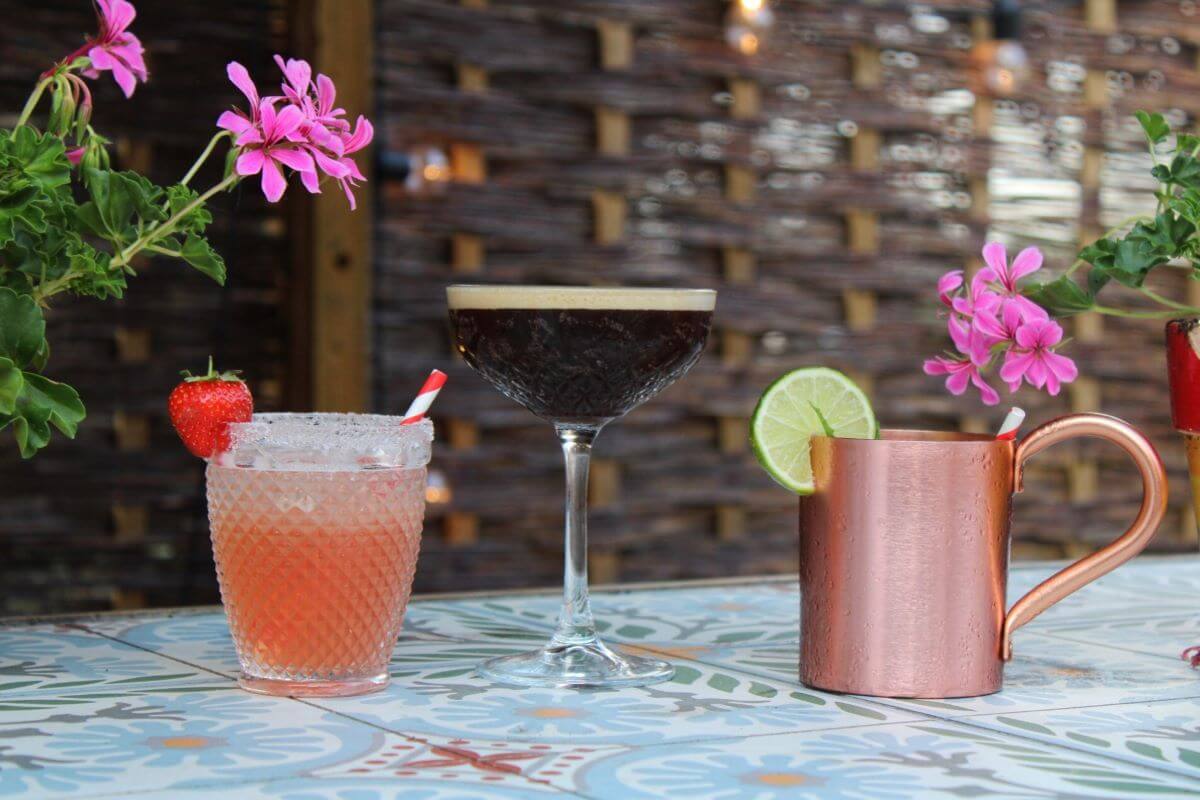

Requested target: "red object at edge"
[{"left": 1166, "top": 319, "right": 1200, "bottom": 432}]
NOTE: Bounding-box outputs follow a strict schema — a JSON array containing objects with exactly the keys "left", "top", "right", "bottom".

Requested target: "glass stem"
[{"left": 551, "top": 424, "right": 600, "bottom": 647}]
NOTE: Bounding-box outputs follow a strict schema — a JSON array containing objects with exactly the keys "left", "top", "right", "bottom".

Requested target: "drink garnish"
[
  {"left": 168, "top": 357, "right": 254, "bottom": 458},
  {"left": 401, "top": 369, "right": 447, "bottom": 424},
  {"left": 996, "top": 407, "right": 1025, "bottom": 441},
  {"left": 750, "top": 367, "right": 878, "bottom": 494}
]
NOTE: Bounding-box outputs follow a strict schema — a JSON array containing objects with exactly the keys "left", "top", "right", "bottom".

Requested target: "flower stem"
[
  {"left": 1137, "top": 285, "right": 1196, "bottom": 311},
  {"left": 33, "top": 174, "right": 240, "bottom": 304},
  {"left": 112, "top": 174, "right": 239, "bottom": 268},
  {"left": 1093, "top": 304, "right": 1198, "bottom": 319},
  {"left": 179, "top": 131, "right": 231, "bottom": 188},
  {"left": 15, "top": 76, "right": 55, "bottom": 128}
]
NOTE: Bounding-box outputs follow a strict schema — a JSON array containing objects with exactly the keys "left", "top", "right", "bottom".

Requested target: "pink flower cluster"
[
  {"left": 924, "top": 242, "right": 1077, "bottom": 406},
  {"left": 61, "top": 0, "right": 148, "bottom": 98},
  {"left": 218, "top": 56, "right": 373, "bottom": 206}
]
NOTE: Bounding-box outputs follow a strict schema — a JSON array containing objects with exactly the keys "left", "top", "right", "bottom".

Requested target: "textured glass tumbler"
[{"left": 206, "top": 414, "right": 433, "bottom": 697}]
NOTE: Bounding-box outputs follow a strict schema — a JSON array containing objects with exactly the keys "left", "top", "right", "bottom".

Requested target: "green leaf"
[
  {"left": 1135, "top": 110, "right": 1170, "bottom": 145},
  {"left": 78, "top": 168, "right": 165, "bottom": 242},
  {"left": 1023, "top": 276, "right": 1095, "bottom": 317},
  {"left": 10, "top": 127, "right": 70, "bottom": 190},
  {"left": 179, "top": 234, "right": 226, "bottom": 285},
  {"left": 166, "top": 185, "right": 213, "bottom": 235},
  {"left": 21, "top": 372, "right": 84, "bottom": 438},
  {"left": 0, "top": 357, "right": 22, "bottom": 415},
  {"left": 1109, "top": 237, "right": 1166, "bottom": 286},
  {"left": 1, "top": 401, "right": 51, "bottom": 458},
  {"left": 0, "top": 287, "right": 46, "bottom": 366},
  {"left": 747, "top": 681, "right": 777, "bottom": 698}
]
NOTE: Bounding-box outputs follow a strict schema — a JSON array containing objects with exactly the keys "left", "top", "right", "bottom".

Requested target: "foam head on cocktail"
[
  {"left": 448, "top": 285, "right": 716, "bottom": 689},
  {"left": 206, "top": 414, "right": 434, "bottom": 697}
]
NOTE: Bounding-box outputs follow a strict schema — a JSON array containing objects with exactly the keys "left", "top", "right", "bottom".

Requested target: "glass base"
[
  {"left": 477, "top": 637, "right": 674, "bottom": 689},
  {"left": 237, "top": 672, "right": 388, "bottom": 697}
]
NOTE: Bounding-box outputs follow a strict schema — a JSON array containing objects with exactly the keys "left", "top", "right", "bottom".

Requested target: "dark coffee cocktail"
[
  {"left": 446, "top": 285, "right": 716, "bottom": 690},
  {"left": 449, "top": 295, "right": 712, "bottom": 423}
]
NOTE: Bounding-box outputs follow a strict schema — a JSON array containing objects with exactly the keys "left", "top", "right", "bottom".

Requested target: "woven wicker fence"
[
  {"left": 2, "top": 0, "right": 1199, "bottom": 614},
  {"left": 0, "top": 0, "right": 290, "bottom": 614},
  {"left": 374, "top": 0, "right": 1200, "bottom": 595}
]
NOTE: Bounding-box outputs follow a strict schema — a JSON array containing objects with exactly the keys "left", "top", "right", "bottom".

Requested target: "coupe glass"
[
  {"left": 207, "top": 413, "right": 433, "bottom": 697},
  {"left": 447, "top": 285, "right": 716, "bottom": 688}
]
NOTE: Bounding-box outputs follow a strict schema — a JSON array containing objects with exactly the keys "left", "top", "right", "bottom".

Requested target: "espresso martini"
[
  {"left": 448, "top": 286, "right": 715, "bottom": 425},
  {"left": 447, "top": 284, "right": 716, "bottom": 689}
]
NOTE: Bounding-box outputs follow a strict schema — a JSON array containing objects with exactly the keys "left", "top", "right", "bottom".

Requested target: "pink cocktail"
[{"left": 206, "top": 414, "right": 433, "bottom": 697}]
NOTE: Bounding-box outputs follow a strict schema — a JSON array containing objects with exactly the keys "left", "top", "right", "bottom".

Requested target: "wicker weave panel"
[
  {"left": 375, "top": 0, "right": 1200, "bottom": 597},
  {"left": 0, "top": 0, "right": 290, "bottom": 614}
]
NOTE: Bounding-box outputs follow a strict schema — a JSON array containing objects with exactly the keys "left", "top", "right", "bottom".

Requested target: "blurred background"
[{"left": 1, "top": 0, "right": 1198, "bottom": 615}]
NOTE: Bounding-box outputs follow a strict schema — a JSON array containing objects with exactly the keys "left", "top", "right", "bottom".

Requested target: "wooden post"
[
  {"left": 843, "top": 45, "right": 881, "bottom": 335},
  {"left": 716, "top": 77, "right": 762, "bottom": 541},
  {"left": 1064, "top": 0, "right": 1114, "bottom": 504},
  {"left": 291, "top": 0, "right": 374, "bottom": 412}
]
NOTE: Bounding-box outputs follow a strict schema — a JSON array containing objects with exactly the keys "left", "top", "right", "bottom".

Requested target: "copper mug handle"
[{"left": 1001, "top": 412, "right": 1168, "bottom": 660}]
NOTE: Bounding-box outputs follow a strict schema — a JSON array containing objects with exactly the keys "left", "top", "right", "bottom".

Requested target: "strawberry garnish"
[{"left": 168, "top": 357, "right": 253, "bottom": 458}]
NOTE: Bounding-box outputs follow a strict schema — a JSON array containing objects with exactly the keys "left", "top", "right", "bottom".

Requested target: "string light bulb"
[
  {"left": 971, "top": 0, "right": 1030, "bottom": 98},
  {"left": 725, "top": 0, "right": 774, "bottom": 56},
  {"left": 404, "top": 144, "right": 452, "bottom": 195}
]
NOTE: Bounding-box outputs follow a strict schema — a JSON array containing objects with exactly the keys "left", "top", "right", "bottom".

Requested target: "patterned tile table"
[{"left": 2, "top": 558, "right": 1199, "bottom": 798}]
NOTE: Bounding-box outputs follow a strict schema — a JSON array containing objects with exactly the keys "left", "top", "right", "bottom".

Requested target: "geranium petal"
[
  {"left": 1025, "top": 357, "right": 1049, "bottom": 389},
  {"left": 272, "top": 104, "right": 305, "bottom": 140},
  {"left": 109, "top": 60, "right": 137, "bottom": 98},
  {"left": 982, "top": 241, "right": 1009, "bottom": 280},
  {"left": 999, "top": 351, "right": 1034, "bottom": 384},
  {"left": 217, "top": 111, "right": 252, "bottom": 134},
  {"left": 1014, "top": 321, "right": 1043, "bottom": 350},
  {"left": 1045, "top": 351, "right": 1078, "bottom": 382},
  {"left": 235, "top": 149, "right": 265, "bottom": 176},
  {"left": 260, "top": 158, "right": 287, "bottom": 202},
  {"left": 300, "top": 168, "right": 321, "bottom": 194},
  {"left": 945, "top": 369, "right": 970, "bottom": 395},
  {"left": 971, "top": 371, "right": 1000, "bottom": 406},
  {"left": 227, "top": 62, "right": 260, "bottom": 108},
  {"left": 271, "top": 147, "right": 316, "bottom": 174},
  {"left": 340, "top": 177, "right": 358, "bottom": 210},
  {"left": 1009, "top": 247, "right": 1044, "bottom": 281}
]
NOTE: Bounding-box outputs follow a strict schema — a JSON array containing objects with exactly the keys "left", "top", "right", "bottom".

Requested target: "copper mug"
[{"left": 798, "top": 413, "right": 1168, "bottom": 698}]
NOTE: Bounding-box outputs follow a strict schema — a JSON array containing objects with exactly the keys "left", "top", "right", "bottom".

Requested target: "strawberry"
[{"left": 168, "top": 357, "right": 253, "bottom": 458}]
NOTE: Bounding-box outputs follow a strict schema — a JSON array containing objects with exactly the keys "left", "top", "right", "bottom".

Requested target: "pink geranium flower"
[
  {"left": 924, "top": 356, "right": 1000, "bottom": 406},
  {"left": 217, "top": 62, "right": 267, "bottom": 142},
  {"left": 81, "top": 0, "right": 148, "bottom": 98},
  {"left": 234, "top": 101, "right": 316, "bottom": 202},
  {"left": 978, "top": 242, "right": 1049, "bottom": 322},
  {"left": 999, "top": 318, "right": 1078, "bottom": 396}
]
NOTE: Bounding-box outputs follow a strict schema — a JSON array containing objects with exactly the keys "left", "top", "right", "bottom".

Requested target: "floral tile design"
[
  {"left": 1035, "top": 612, "right": 1200, "bottom": 663},
  {"left": 0, "top": 623, "right": 220, "bottom": 703},
  {"left": 557, "top": 719, "right": 1200, "bottom": 799},
  {"left": 961, "top": 696, "right": 1200, "bottom": 781},
  {"left": 309, "top": 657, "right": 918, "bottom": 748},
  {"left": 0, "top": 690, "right": 388, "bottom": 797},
  {"left": 2, "top": 558, "right": 1200, "bottom": 798}
]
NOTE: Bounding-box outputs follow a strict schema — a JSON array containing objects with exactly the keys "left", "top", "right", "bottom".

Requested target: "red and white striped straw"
[
  {"left": 996, "top": 407, "right": 1025, "bottom": 441},
  {"left": 401, "top": 369, "right": 447, "bottom": 424}
]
